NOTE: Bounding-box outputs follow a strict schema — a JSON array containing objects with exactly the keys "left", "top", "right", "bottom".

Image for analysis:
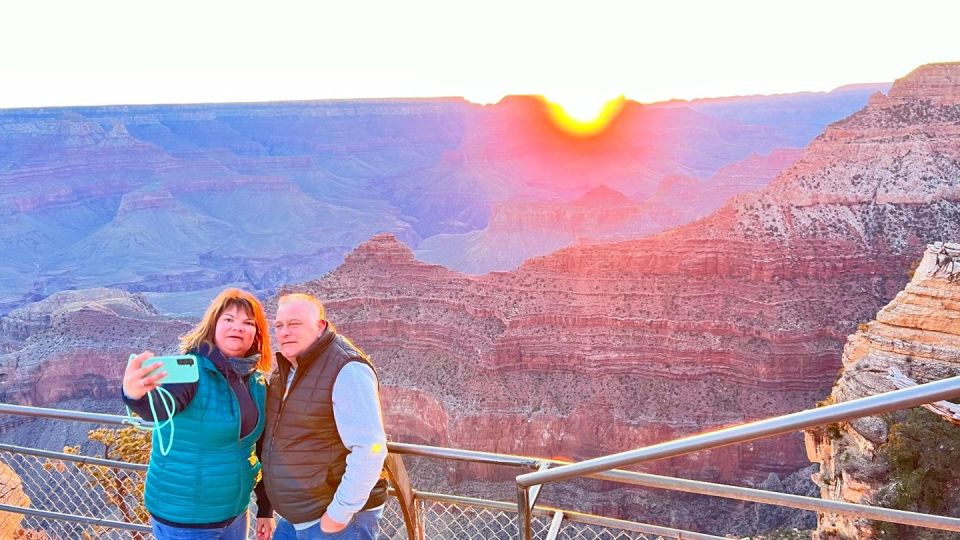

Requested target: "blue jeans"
[
  {"left": 273, "top": 507, "right": 384, "bottom": 540},
  {"left": 150, "top": 511, "right": 248, "bottom": 540}
]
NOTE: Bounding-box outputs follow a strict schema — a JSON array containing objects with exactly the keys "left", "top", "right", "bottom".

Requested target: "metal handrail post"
[
  {"left": 517, "top": 484, "right": 533, "bottom": 540},
  {"left": 528, "top": 461, "right": 550, "bottom": 509},
  {"left": 545, "top": 511, "right": 564, "bottom": 540},
  {"left": 517, "top": 375, "right": 960, "bottom": 487}
]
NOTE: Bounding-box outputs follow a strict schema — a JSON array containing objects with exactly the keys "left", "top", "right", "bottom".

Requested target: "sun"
[{"left": 542, "top": 94, "right": 626, "bottom": 137}]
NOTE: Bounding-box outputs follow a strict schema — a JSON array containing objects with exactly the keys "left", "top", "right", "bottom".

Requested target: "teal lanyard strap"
[
  {"left": 124, "top": 354, "right": 177, "bottom": 456},
  {"left": 146, "top": 387, "right": 177, "bottom": 456},
  {"left": 123, "top": 388, "right": 176, "bottom": 456}
]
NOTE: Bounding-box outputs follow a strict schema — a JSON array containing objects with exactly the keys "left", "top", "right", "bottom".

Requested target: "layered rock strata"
[
  {"left": 805, "top": 242, "right": 960, "bottom": 539},
  {"left": 284, "top": 64, "right": 960, "bottom": 531},
  {"left": 0, "top": 289, "right": 190, "bottom": 405}
]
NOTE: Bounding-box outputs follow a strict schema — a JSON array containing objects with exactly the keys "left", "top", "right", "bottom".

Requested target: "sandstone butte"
[{"left": 805, "top": 242, "right": 960, "bottom": 539}]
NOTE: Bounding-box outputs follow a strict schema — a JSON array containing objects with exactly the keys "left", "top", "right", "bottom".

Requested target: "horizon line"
[{"left": 0, "top": 82, "right": 894, "bottom": 113}]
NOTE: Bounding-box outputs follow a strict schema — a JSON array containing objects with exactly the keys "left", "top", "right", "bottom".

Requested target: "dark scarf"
[
  {"left": 196, "top": 342, "right": 260, "bottom": 438},
  {"left": 198, "top": 342, "right": 260, "bottom": 378}
]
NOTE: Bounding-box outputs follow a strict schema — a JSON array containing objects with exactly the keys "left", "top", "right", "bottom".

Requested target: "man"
[{"left": 262, "top": 293, "right": 388, "bottom": 540}]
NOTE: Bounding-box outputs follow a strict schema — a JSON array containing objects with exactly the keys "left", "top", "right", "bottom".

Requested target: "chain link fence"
[
  {"left": 0, "top": 446, "right": 148, "bottom": 539},
  {"left": 422, "top": 500, "right": 547, "bottom": 539},
  {"left": 0, "top": 446, "right": 668, "bottom": 539},
  {"left": 416, "top": 499, "right": 665, "bottom": 540}
]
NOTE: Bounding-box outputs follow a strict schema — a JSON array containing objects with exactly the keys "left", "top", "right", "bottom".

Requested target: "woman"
[{"left": 122, "top": 288, "right": 275, "bottom": 540}]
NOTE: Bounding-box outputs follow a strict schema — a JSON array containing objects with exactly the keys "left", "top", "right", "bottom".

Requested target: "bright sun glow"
[{"left": 543, "top": 95, "right": 626, "bottom": 137}]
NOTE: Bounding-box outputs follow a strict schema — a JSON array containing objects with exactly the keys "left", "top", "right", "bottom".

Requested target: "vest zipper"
[
  {"left": 269, "top": 360, "right": 301, "bottom": 445},
  {"left": 264, "top": 360, "right": 291, "bottom": 502},
  {"left": 223, "top": 370, "right": 242, "bottom": 443}
]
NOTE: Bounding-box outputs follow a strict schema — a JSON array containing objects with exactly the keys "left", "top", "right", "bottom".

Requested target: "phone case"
[{"left": 143, "top": 354, "right": 200, "bottom": 384}]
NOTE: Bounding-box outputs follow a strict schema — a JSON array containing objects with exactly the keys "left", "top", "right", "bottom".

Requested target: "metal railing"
[
  {"left": 3, "top": 375, "right": 960, "bottom": 539},
  {"left": 514, "top": 374, "right": 960, "bottom": 539},
  {"left": 386, "top": 442, "right": 726, "bottom": 539},
  {"left": 0, "top": 403, "right": 153, "bottom": 429},
  {"left": 0, "top": 404, "right": 697, "bottom": 539}
]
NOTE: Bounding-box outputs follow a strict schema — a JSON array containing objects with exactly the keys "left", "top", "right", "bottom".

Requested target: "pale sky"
[{"left": 3, "top": 0, "right": 960, "bottom": 115}]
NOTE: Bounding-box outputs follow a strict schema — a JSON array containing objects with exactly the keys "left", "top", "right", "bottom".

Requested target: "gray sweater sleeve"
[{"left": 325, "top": 362, "right": 388, "bottom": 524}]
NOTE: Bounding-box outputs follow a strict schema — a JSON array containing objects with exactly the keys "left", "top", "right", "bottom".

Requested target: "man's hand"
[
  {"left": 320, "top": 512, "right": 347, "bottom": 534},
  {"left": 255, "top": 517, "right": 275, "bottom": 540}
]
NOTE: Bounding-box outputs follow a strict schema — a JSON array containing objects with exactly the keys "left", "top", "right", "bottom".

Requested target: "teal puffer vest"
[{"left": 144, "top": 354, "right": 267, "bottom": 524}]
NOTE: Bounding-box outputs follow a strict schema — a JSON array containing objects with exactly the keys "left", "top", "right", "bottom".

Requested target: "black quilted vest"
[{"left": 261, "top": 324, "right": 388, "bottom": 523}]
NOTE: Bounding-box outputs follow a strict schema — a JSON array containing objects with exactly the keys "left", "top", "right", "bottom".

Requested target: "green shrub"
[{"left": 874, "top": 408, "right": 960, "bottom": 538}]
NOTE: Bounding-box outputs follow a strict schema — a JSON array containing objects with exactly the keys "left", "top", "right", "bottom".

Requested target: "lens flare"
[{"left": 543, "top": 95, "right": 626, "bottom": 137}]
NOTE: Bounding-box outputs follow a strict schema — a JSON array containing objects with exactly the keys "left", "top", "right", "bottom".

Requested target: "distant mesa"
[
  {"left": 4, "top": 288, "right": 159, "bottom": 321},
  {"left": 571, "top": 185, "right": 637, "bottom": 207},
  {"left": 116, "top": 187, "right": 177, "bottom": 216},
  {"left": 680, "top": 61, "right": 960, "bottom": 246},
  {"left": 886, "top": 61, "right": 960, "bottom": 104}
]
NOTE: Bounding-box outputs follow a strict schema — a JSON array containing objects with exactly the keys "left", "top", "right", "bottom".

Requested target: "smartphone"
[{"left": 138, "top": 354, "right": 200, "bottom": 384}]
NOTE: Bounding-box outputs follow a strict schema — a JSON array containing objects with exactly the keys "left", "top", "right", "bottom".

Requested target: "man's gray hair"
[{"left": 277, "top": 293, "right": 326, "bottom": 320}]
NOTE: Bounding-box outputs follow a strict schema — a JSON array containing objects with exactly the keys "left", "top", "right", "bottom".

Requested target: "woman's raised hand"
[{"left": 122, "top": 351, "right": 166, "bottom": 400}]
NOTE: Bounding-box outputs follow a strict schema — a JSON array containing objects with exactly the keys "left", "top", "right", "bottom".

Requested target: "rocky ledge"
[{"left": 805, "top": 242, "right": 960, "bottom": 539}]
